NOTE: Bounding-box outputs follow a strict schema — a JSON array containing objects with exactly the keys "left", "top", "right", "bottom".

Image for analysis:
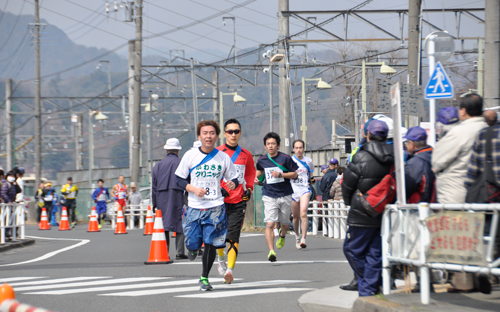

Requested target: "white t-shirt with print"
[
  {"left": 175, "top": 147, "right": 238, "bottom": 209},
  {"left": 291, "top": 156, "right": 314, "bottom": 190}
]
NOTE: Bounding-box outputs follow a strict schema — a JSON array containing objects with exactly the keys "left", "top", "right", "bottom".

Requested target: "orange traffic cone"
[
  {"left": 143, "top": 206, "right": 154, "bottom": 236},
  {"left": 144, "top": 210, "right": 173, "bottom": 264},
  {"left": 39, "top": 208, "right": 51, "bottom": 230},
  {"left": 87, "top": 207, "right": 100, "bottom": 232},
  {"left": 114, "top": 206, "right": 128, "bottom": 234},
  {"left": 0, "top": 283, "right": 15, "bottom": 303},
  {"left": 59, "top": 207, "right": 70, "bottom": 231}
]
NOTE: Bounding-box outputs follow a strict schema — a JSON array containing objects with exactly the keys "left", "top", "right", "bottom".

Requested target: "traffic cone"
[
  {"left": 87, "top": 207, "right": 100, "bottom": 232},
  {"left": 0, "top": 283, "right": 15, "bottom": 303},
  {"left": 143, "top": 206, "right": 154, "bottom": 236},
  {"left": 114, "top": 206, "right": 128, "bottom": 234},
  {"left": 39, "top": 208, "right": 51, "bottom": 230},
  {"left": 144, "top": 210, "right": 173, "bottom": 264},
  {"left": 59, "top": 207, "right": 70, "bottom": 231}
]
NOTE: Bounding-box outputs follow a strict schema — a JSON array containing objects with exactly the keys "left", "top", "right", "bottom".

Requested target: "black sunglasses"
[{"left": 226, "top": 130, "right": 241, "bottom": 135}]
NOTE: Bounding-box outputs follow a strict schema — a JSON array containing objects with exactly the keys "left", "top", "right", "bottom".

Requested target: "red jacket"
[{"left": 217, "top": 144, "right": 256, "bottom": 204}]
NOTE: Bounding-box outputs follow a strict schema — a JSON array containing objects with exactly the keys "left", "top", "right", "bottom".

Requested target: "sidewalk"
[
  {"left": 299, "top": 284, "right": 358, "bottom": 312},
  {"left": 0, "top": 238, "right": 35, "bottom": 252}
]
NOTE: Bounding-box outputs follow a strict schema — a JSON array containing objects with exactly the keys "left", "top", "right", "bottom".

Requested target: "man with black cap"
[
  {"left": 320, "top": 158, "right": 338, "bottom": 201},
  {"left": 404, "top": 127, "right": 435, "bottom": 203},
  {"left": 342, "top": 120, "right": 394, "bottom": 297}
]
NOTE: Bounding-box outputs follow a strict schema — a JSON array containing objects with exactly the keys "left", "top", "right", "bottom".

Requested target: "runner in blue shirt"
[
  {"left": 92, "top": 179, "right": 110, "bottom": 228},
  {"left": 255, "top": 132, "right": 298, "bottom": 262}
]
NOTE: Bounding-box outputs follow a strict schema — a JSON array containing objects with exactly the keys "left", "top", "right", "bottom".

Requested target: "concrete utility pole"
[
  {"left": 74, "top": 114, "right": 83, "bottom": 170},
  {"left": 278, "top": 0, "right": 291, "bottom": 154},
  {"left": 407, "top": 0, "right": 422, "bottom": 127},
  {"left": 190, "top": 58, "right": 199, "bottom": 127},
  {"left": 212, "top": 70, "right": 219, "bottom": 122},
  {"left": 128, "top": 40, "right": 135, "bottom": 169},
  {"left": 269, "top": 64, "right": 274, "bottom": 132},
  {"left": 5, "top": 79, "right": 13, "bottom": 170},
  {"left": 131, "top": 0, "right": 142, "bottom": 185},
  {"left": 484, "top": 0, "right": 500, "bottom": 108},
  {"left": 34, "top": 0, "right": 42, "bottom": 187}
]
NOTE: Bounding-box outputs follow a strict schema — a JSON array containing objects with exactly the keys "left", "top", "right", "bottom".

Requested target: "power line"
[
  {"left": 0, "top": 1, "right": 26, "bottom": 53},
  {"left": 0, "top": 0, "right": 10, "bottom": 25}
]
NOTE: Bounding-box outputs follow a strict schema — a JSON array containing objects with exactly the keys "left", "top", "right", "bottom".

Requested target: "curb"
[
  {"left": 0, "top": 239, "right": 35, "bottom": 252},
  {"left": 352, "top": 296, "right": 406, "bottom": 312}
]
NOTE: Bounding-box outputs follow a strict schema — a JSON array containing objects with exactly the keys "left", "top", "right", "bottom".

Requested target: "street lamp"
[
  {"left": 89, "top": 110, "right": 108, "bottom": 190},
  {"left": 263, "top": 52, "right": 284, "bottom": 132},
  {"left": 145, "top": 92, "right": 159, "bottom": 198},
  {"left": 361, "top": 60, "right": 397, "bottom": 113},
  {"left": 219, "top": 91, "right": 246, "bottom": 144},
  {"left": 301, "top": 78, "right": 332, "bottom": 148},
  {"left": 222, "top": 17, "right": 237, "bottom": 64},
  {"left": 96, "top": 60, "right": 112, "bottom": 97}
]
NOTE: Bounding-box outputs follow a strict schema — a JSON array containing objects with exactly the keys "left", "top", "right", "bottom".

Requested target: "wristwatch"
[{"left": 278, "top": 172, "right": 282, "bottom": 178}]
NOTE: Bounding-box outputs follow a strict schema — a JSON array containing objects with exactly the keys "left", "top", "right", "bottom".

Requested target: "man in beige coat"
[{"left": 432, "top": 94, "right": 487, "bottom": 204}]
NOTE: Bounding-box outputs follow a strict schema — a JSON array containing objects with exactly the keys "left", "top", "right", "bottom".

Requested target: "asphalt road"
[{"left": 0, "top": 225, "right": 352, "bottom": 312}]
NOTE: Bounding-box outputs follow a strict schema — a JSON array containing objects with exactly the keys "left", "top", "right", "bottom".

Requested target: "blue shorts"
[
  {"left": 95, "top": 202, "right": 107, "bottom": 214},
  {"left": 183, "top": 205, "right": 228, "bottom": 251}
]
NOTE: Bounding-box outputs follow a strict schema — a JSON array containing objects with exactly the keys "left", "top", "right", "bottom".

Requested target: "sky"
[{"left": 3, "top": 0, "right": 485, "bottom": 63}]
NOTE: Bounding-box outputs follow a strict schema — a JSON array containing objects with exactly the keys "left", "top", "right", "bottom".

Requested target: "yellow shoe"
[{"left": 98, "top": 224, "right": 102, "bottom": 229}]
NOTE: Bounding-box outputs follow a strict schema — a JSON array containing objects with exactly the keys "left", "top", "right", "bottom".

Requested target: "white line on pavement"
[
  {"left": 23, "top": 278, "right": 227, "bottom": 295},
  {"left": 0, "top": 277, "right": 47, "bottom": 283},
  {"left": 0, "top": 236, "right": 89, "bottom": 267},
  {"left": 15, "top": 277, "right": 167, "bottom": 292},
  {"left": 9, "top": 276, "right": 112, "bottom": 287},
  {"left": 177, "top": 287, "right": 314, "bottom": 299},
  {"left": 172, "top": 260, "right": 348, "bottom": 265},
  {"left": 100, "top": 280, "right": 309, "bottom": 297}
]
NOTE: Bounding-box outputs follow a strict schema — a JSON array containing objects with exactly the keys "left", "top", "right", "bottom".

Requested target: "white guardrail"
[
  {"left": 382, "top": 202, "right": 500, "bottom": 305},
  {"left": 107, "top": 204, "right": 149, "bottom": 230},
  {"left": 1, "top": 203, "right": 26, "bottom": 244},
  {"left": 308, "top": 200, "right": 348, "bottom": 239}
]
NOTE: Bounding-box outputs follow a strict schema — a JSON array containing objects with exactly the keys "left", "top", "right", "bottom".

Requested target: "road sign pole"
[{"left": 428, "top": 38, "right": 436, "bottom": 147}]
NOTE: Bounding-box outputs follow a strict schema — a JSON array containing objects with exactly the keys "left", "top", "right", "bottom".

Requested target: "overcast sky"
[{"left": 4, "top": 0, "right": 485, "bottom": 62}]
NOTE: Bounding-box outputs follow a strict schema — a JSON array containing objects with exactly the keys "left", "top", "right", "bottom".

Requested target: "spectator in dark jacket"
[
  {"left": 404, "top": 127, "right": 436, "bottom": 203},
  {"left": 1, "top": 170, "right": 18, "bottom": 203},
  {"left": 342, "top": 120, "right": 394, "bottom": 297},
  {"left": 320, "top": 158, "right": 338, "bottom": 201}
]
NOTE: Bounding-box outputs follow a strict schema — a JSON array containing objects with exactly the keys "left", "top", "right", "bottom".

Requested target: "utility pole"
[
  {"left": 74, "top": 114, "right": 83, "bottom": 170},
  {"left": 212, "top": 70, "right": 219, "bottom": 122},
  {"left": 484, "top": 0, "right": 500, "bottom": 108},
  {"left": 354, "top": 99, "right": 360, "bottom": 146},
  {"left": 190, "top": 58, "right": 199, "bottom": 127},
  {"left": 269, "top": 63, "right": 274, "bottom": 132},
  {"left": 478, "top": 38, "right": 484, "bottom": 96},
  {"left": 34, "top": 0, "right": 42, "bottom": 187},
  {"left": 408, "top": 0, "right": 422, "bottom": 127},
  {"left": 278, "top": 0, "right": 291, "bottom": 154},
  {"left": 131, "top": 0, "right": 142, "bottom": 185},
  {"left": 128, "top": 40, "right": 135, "bottom": 170},
  {"left": 5, "top": 79, "right": 13, "bottom": 170}
]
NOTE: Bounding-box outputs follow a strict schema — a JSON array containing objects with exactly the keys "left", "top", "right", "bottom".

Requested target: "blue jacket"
[
  {"left": 405, "top": 146, "right": 435, "bottom": 203},
  {"left": 92, "top": 187, "right": 110, "bottom": 202}
]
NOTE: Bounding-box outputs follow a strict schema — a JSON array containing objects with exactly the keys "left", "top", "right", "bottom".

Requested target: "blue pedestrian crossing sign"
[{"left": 425, "top": 62, "right": 454, "bottom": 99}]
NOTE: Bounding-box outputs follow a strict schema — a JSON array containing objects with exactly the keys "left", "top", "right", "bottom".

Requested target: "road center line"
[{"left": 0, "top": 236, "right": 89, "bottom": 267}]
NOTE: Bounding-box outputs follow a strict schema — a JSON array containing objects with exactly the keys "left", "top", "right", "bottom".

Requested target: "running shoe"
[
  {"left": 300, "top": 238, "right": 307, "bottom": 249},
  {"left": 70, "top": 222, "right": 76, "bottom": 229},
  {"left": 199, "top": 278, "right": 213, "bottom": 291},
  {"left": 218, "top": 259, "right": 227, "bottom": 276},
  {"left": 224, "top": 269, "right": 234, "bottom": 284},
  {"left": 268, "top": 250, "right": 277, "bottom": 262},
  {"left": 187, "top": 249, "right": 198, "bottom": 261},
  {"left": 296, "top": 238, "right": 301, "bottom": 250},
  {"left": 98, "top": 224, "right": 102, "bottom": 229},
  {"left": 276, "top": 235, "right": 286, "bottom": 249}
]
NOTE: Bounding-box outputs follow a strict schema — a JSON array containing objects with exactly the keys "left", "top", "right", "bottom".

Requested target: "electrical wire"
[
  {"left": 0, "top": 0, "right": 10, "bottom": 25},
  {"left": 0, "top": 1, "right": 25, "bottom": 53}
]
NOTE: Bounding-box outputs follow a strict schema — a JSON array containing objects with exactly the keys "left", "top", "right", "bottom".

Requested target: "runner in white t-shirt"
[
  {"left": 175, "top": 120, "right": 239, "bottom": 292},
  {"left": 291, "top": 140, "right": 315, "bottom": 249}
]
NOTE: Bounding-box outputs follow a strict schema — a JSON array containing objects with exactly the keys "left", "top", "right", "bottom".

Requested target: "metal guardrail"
[
  {"left": 1, "top": 203, "right": 26, "bottom": 244},
  {"left": 106, "top": 203, "right": 149, "bottom": 230},
  {"left": 308, "top": 200, "right": 348, "bottom": 239},
  {"left": 381, "top": 202, "right": 500, "bottom": 304}
]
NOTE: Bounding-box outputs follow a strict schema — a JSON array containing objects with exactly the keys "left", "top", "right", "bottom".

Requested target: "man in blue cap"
[
  {"left": 342, "top": 119, "right": 394, "bottom": 296},
  {"left": 404, "top": 127, "right": 435, "bottom": 203},
  {"left": 320, "top": 158, "right": 338, "bottom": 202}
]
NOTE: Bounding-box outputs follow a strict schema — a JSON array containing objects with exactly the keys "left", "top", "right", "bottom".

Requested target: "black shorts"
[{"left": 225, "top": 201, "right": 246, "bottom": 243}]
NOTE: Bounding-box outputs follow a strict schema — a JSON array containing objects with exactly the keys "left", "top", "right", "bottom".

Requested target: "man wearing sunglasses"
[{"left": 215, "top": 119, "right": 256, "bottom": 284}]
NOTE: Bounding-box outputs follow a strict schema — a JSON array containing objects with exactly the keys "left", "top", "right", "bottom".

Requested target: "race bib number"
[
  {"left": 292, "top": 169, "right": 309, "bottom": 186},
  {"left": 118, "top": 191, "right": 127, "bottom": 199},
  {"left": 265, "top": 167, "right": 284, "bottom": 184},
  {"left": 98, "top": 192, "right": 107, "bottom": 201},
  {"left": 44, "top": 195, "right": 53, "bottom": 201},
  {"left": 195, "top": 180, "right": 218, "bottom": 200},
  {"left": 67, "top": 191, "right": 75, "bottom": 198},
  {"left": 235, "top": 164, "right": 245, "bottom": 184}
]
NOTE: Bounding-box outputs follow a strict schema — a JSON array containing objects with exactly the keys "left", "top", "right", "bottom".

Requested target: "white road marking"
[
  {"left": 239, "top": 233, "right": 264, "bottom": 238},
  {"left": 100, "top": 280, "right": 309, "bottom": 297},
  {"left": 14, "top": 277, "right": 166, "bottom": 292},
  {"left": 177, "top": 287, "right": 314, "bottom": 298},
  {"left": 24, "top": 278, "right": 226, "bottom": 295},
  {"left": 10, "top": 276, "right": 111, "bottom": 287},
  {"left": 0, "top": 277, "right": 46, "bottom": 283},
  {"left": 0, "top": 236, "right": 89, "bottom": 267},
  {"left": 172, "top": 260, "right": 348, "bottom": 265}
]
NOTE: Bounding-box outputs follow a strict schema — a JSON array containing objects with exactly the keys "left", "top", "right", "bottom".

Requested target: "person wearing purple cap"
[
  {"left": 320, "top": 158, "right": 338, "bottom": 202},
  {"left": 437, "top": 107, "right": 460, "bottom": 139},
  {"left": 342, "top": 119, "right": 394, "bottom": 296},
  {"left": 404, "top": 127, "right": 435, "bottom": 203}
]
